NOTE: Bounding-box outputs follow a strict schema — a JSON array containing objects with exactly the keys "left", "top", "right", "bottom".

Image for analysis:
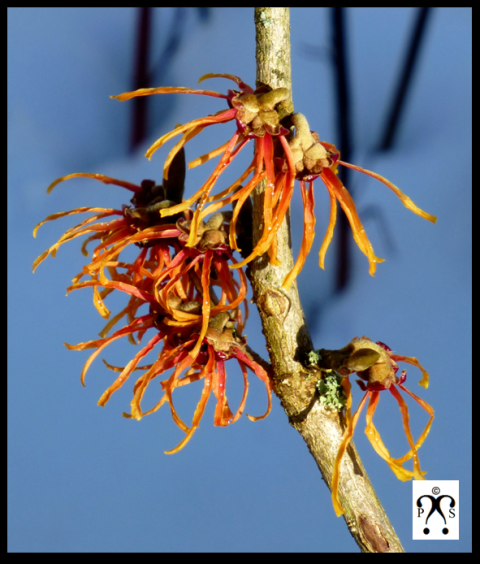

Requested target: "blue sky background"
[{"left": 8, "top": 8, "right": 471, "bottom": 552}]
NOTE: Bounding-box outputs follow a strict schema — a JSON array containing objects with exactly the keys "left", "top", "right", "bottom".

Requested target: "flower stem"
[{"left": 250, "top": 7, "right": 404, "bottom": 553}]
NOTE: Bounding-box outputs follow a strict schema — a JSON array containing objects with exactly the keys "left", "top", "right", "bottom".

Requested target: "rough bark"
[{"left": 250, "top": 7, "right": 405, "bottom": 553}]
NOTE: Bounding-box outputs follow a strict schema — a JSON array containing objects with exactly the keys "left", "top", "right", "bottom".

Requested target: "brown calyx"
[
  {"left": 286, "top": 113, "right": 333, "bottom": 177},
  {"left": 205, "top": 312, "right": 243, "bottom": 356},
  {"left": 346, "top": 337, "right": 398, "bottom": 389},
  {"left": 167, "top": 295, "right": 202, "bottom": 315},
  {"left": 231, "top": 87, "right": 292, "bottom": 137},
  {"left": 312, "top": 337, "right": 398, "bottom": 389},
  {"left": 177, "top": 211, "right": 232, "bottom": 250}
]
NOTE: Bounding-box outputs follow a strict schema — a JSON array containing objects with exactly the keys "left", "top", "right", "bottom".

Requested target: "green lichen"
[
  {"left": 317, "top": 372, "right": 347, "bottom": 412},
  {"left": 258, "top": 11, "right": 273, "bottom": 28},
  {"left": 305, "top": 349, "right": 322, "bottom": 368}
]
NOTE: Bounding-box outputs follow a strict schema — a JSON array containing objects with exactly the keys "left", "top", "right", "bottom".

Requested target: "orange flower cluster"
[
  {"left": 34, "top": 73, "right": 437, "bottom": 463},
  {"left": 111, "top": 74, "right": 436, "bottom": 289},
  {"left": 33, "top": 155, "right": 272, "bottom": 453}
]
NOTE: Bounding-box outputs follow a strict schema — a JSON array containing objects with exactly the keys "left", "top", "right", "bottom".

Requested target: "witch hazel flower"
[
  {"left": 33, "top": 173, "right": 249, "bottom": 362},
  {"left": 138, "top": 310, "right": 273, "bottom": 455},
  {"left": 149, "top": 210, "right": 249, "bottom": 359},
  {"left": 32, "top": 149, "right": 190, "bottom": 318},
  {"left": 82, "top": 305, "right": 272, "bottom": 454},
  {"left": 57, "top": 232, "right": 268, "bottom": 455},
  {"left": 33, "top": 164, "right": 271, "bottom": 453},
  {"left": 112, "top": 76, "right": 436, "bottom": 291},
  {"left": 33, "top": 175, "right": 169, "bottom": 320},
  {"left": 111, "top": 73, "right": 293, "bottom": 257},
  {"left": 271, "top": 113, "right": 438, "bottom": 289},
  {"left": 307, "top": 336, "right": 434, "bottom": 517},
  {"left": 58, "top": 204, "right": 248, "bottom": 362}
]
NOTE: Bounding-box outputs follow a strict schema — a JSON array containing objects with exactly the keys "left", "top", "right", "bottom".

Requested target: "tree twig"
[{"left": 250, "top": 7, "right": 404, "bottom": 553}]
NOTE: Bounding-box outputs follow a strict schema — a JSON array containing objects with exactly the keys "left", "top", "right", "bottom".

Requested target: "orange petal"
[
  {"left": 80, "top": 233, "right": 103, "bottom": 257},
  {"left": 65, "top": 315, "right": 153, "bottom": 386},
  {"left": 229, "top": 359, "right": 250, "bottom": 424},
  {"left": 262, "top": 134, "right": 276, "bottom": 191},
  {"left": 228, "top": 137, "right": 265, "bottom": 250},
  {"left": 389, "top": 386, "right": 426, "bottom": 480},
  {"left": 204, "top": 160, "right": 255, "bottom": 205},
  {"left": 173, "top": 371, "right": 204, "bottom": 388},
  {"left": 163, "top": 125, "right": 204, "bottom": 180},
  {"left": 157, "top": 349, "right": 195, "bottom": 432},
  {"left": 189, "top": 250, "right": 213, "bottom": 359},
  {"left": 267, "top": 234, "right": 279, "bottom": 266},
  {"left": 146, "top": 109, "right": 236, "bottom": 161},
  {"left": 211, "top": 256, "right": 248, "bottom": 314},
  {"left": 111, "top": 86, "right": 228, "bottom": 102},
  {"left": 188, "top": 138, "right": 239, "bottom": 170},
  {"left": 338, "top": 161, "right": 437, "bottom": 224},
  {"left": 235, "top": 350, "right": 272, "bottom": 422},
  {"left": 230, "top": 166, "right": 292, "bottom": 269},
  {"left": 164, "top": 347, "right": 215, "bottom": 454},
  {"left": 93, "top": 284, "right": 110, "bottom": 319},
  {"left": 364, "top": 391, "right": 416, "bottom": 481},
  {"left": 271, "top": 171, "right": 286, "bottom": 209},
  {"left": 98, "top": 301, "right": 134, "bottom": 338},
  {"left": 195, "top": 169, "right": 264, "bottom": 250},
  {"left": 235, "top": 136, "right": 296, "bottom": 266},
  {"left": 101, "top": 358, "right": 153, "bottom": 373},
  {"left": 127, "top": 394, "right": 168, "bottom": 419},
  {"left": 159, "top": 129, "right": 241, "bottom": 223},
  {"left": 282, "top": 181, "right": 316, "bottom": 290},
  {"left": 198, "top": 73, "right": 254, "bottom": 94},
  {"left": 391, "top": 354, "right": 429, "bottom": 389},
  {"left": 98, "top": 332, "right": 163, "bottom": 407},
  {"left": 32, "top": 212, "right": 123, "bottom": 272},
  {"left": 46, "top": 173, "right": 141, "bottom": 194},
  {"left": 394, "top": 384, "right": 434, "bottom": 465},
  {"left": 67, "top": 279, "right": 158, "bottom": 306},
  {"left": 265, "top": 174, "right": 286, "bottom": 268},
  {"left": 84, "top": 226, "right": 176, "bottom": 275},
  {"left": 318, "top": 178, "right": 338, "bottom": 270},
  {"left": 212, "top": 360, "right": 234, "bottom": 426},
  {"left": 321, "top": 168, "right": 382, "bottom": 276},
  {"left": 33, "top": 207, "right": 121, "bottom": 238},
  {"left": 33, "top": 217, "right": 131, "bottom": 273},
  {"left": 129, "top": 349, "right": 181, "bottom": 421},
  {"left": 186, "top": 132, "right": 241, "bottom": 248}
]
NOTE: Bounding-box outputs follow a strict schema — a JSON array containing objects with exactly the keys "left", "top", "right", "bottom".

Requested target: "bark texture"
[{"left": 250, "top": 7, "right": 404, "bottom": 553}]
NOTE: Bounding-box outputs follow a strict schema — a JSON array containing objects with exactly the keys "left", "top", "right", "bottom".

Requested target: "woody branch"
[{"left": 249, "top": 7, "right": 404, "bottom": 553}]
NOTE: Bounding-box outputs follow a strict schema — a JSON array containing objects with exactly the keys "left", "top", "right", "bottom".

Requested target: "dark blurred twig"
[
  {"left": 378, "top": 8, "right": 432, "bottom": 151},
  {"left": 196, "top": 7, "right": 212, "bottom": 22},
  {"left": 331, "top": 7, "right": 353, "bottom": 292},
  {"left": 130, "top": 8, "right": 213, "bottom": 151},
  {"left": 152, "top": 8, "right": 186, "bottom": 84},
  {"left": 130, "top": 7, "right": 152, "bottom": 151}
]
